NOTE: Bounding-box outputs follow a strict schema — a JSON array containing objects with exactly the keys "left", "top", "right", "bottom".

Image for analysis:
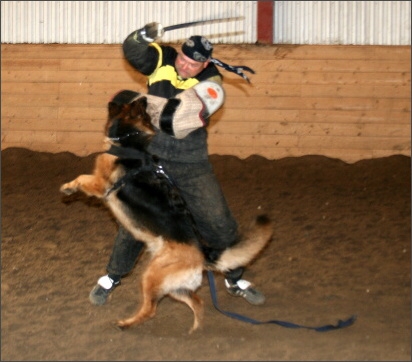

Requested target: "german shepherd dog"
[{"left": 60, "top": 91, "right": 273, "bottom": 333}]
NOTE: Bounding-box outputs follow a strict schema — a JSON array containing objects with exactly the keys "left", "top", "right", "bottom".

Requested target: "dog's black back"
[{"left": 115, "top": 167, "right": 198, "bottom": 243}]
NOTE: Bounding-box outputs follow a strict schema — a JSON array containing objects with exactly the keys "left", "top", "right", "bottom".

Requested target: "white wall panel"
[
  {"left": 1, "top": 1, "right": 257, "bottom": 44},
  {"left": 2, "top": 1, "right": 411, "bottom": 45},
  {"left": 273, "top": 1, "right": 411, "bottom": 45}
]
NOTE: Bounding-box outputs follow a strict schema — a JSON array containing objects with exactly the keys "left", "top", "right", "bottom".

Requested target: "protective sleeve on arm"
[
  {"left": 122, "top": 29, "right": 159, "bottom": 76},
  {"left": 140, "top": 81, "right": 225, "bottom": 139}
]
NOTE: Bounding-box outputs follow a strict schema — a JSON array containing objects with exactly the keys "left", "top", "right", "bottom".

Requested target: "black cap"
[{"left": 181, "top": 36, "right": 213, "bottom": 62}]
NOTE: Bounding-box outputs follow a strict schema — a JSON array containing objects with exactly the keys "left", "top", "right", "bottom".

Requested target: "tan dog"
[{"left": 60, "top": 92, "right": 273, "bottom": 333}]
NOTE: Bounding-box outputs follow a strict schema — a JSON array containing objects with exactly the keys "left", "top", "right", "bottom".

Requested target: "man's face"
[{"left": 175, "top": 52, "right": 209, "bottom": 79}]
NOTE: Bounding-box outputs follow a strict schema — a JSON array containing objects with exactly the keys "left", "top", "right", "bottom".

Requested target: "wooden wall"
[{"left": 1, "top": 43, "right": 410, "bottom": 163}]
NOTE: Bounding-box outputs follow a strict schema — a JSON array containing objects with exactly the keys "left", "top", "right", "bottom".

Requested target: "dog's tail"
[{"left": 213, "top": 214, "right": 273, "bottom": 272}]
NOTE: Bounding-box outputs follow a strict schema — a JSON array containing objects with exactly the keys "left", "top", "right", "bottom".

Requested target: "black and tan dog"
[{"left": 60, "top": 91, "right": 273, "bottom": 333}]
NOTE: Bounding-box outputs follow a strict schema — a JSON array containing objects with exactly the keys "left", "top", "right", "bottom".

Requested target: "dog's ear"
[
  {"left": 108, "top": 102, "right": 122, "bottom": 119},
  {"left": 137, "top": 96, "right": 148, "bottom": 109},
  {"left": 130, "top": 97, "right": 148, "bottom": 118}
]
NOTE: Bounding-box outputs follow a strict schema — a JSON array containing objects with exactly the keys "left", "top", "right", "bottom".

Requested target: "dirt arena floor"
[{"left": 1, "top": 147, "right": 410, "bottom": 361}]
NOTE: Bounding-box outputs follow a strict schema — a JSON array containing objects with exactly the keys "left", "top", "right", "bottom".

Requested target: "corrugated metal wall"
[
  {"left": 274, "top": 1, "right": 411, "bottom": 45},
  {"left": 1, "top": 1, "right": 411, "bottom": 45},
  {"left": 0, "top": 1, "right": 257, "bottom": 44}
]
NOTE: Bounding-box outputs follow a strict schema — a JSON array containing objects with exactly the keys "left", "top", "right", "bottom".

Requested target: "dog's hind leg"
[
  {"left": 169, "top": 289, "right": 204, "bottom": 334},
  {"left": 116, "top": 273, "right": 162, "bottom": 330},
  {"left": 116, "top": 243, "right": 204, "bottom": 332},
  {"left": 116, "top": 252, "right": 172, "bottom": 330}
]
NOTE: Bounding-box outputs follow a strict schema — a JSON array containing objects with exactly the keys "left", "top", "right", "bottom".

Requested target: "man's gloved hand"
[{"left": 139, "top": 22, "right": 164, "bottom": 43}]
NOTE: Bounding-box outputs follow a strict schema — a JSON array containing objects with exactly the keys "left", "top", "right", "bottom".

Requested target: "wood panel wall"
[{"left": 1, "top": 43, "right": 410, "bottom": 163}]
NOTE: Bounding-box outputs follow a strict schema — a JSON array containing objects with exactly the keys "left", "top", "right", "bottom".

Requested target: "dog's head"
[{"left": 105, "top": 96, "right": 156, "bottom": 150}]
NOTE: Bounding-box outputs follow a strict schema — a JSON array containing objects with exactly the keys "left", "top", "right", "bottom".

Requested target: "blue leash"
[{"left": 207, "top": 271, "right": 356, "bottom": 332}]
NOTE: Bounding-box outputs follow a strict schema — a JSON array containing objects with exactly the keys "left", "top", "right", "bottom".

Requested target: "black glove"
[{"left": 139, "top": 22, "right": 164, "bottom": 43}]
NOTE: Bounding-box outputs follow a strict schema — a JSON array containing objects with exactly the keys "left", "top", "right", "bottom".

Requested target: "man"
[{"left": 89, "top": 22, "right": 264, "bottom": 306}]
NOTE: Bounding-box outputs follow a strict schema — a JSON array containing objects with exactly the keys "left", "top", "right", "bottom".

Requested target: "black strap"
[
  {"left": 207, "top": 271, "right": 356, "bottom": 332},
  {"left": 159, "top": 98, "right": 181, "bottom": 136},
  {"left": 211, "top": 58, "right": 256, "bottom": 83}
]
